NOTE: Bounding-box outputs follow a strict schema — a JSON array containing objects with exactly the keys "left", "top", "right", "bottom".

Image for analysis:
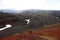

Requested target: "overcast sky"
[{"left": 0, "top": 0, "right": 60, "bottom": 10}]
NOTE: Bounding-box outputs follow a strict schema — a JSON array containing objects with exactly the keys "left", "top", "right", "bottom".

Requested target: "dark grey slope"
[
  {"left": 0, "top": 12, "right": 31, "bottom": 38},
  {"left": 0, "top": 10, "right": 60, "bottom": 38}
]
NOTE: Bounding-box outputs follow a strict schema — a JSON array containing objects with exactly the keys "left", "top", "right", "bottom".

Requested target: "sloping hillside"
[{"left": 0, "top": 24, "right": 60, "bottom": 40}]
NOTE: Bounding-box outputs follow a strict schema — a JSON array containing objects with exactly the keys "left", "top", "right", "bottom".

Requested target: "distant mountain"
[
  {"left": 0, "top": 9, "right": 15, "bottom": 12},
  {"left": 0, "top": 9, "right": 60, "bottom": 15},
  {"left": 0, "top": 9, "right": 49, "bottom": 13},
  {"left": 0, "top": 9, "right": 23, "bottom": 13}
]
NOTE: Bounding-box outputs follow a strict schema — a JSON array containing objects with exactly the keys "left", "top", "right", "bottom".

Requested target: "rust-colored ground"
[{"left": 0, "top": 24, "right": 60, "bottom": 40}]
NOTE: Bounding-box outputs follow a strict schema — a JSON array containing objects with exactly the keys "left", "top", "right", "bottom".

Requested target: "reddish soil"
[{"left": 0, "top": 24, "right": 60, "bottom": 40}]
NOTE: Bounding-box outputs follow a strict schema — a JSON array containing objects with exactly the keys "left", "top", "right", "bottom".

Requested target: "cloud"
[
  {"left": 44, "top": 0, "right": 60, "bottom": 10},
  {"left": 0, "top": 0, "right": 60, "bottom": 10}
]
